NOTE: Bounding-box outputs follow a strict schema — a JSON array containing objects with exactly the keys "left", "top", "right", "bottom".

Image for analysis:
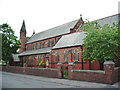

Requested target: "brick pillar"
[
  {"left": 68, "top": 62, "right": 74, "bottom": 80},
  {"left": 104, "top": 61, "right": 115, "bottom": 84},
  {"left": 57, "top": 62, "right": 63, "bottom": 79}
]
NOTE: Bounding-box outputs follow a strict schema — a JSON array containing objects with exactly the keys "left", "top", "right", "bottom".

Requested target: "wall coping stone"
[
  {"left": 6, "top": 66, "right": 23, "bottom": 68},
  {"left": 29, "top": 67, "right": 58, "bottom": 71},
  {"left": 72, "top": 70, "right": 105, "bottom": 74},
  {"left": 104, "top": 61, "right": 115, "bottom": 65},
  {"left": 5, "top": 66, "right": 58, "bottom": 71}
]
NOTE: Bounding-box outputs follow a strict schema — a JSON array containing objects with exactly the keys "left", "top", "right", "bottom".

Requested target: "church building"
[{"left": 12, "top": 14, "right": 119, "bottom": 70}]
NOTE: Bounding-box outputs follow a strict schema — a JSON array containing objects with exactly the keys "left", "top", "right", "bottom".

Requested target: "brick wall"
[
  {"left": 58, "top": 61, "right": 120, "bottom": 84},
  {"left": 2, "top": 66, "right": 58, "bottom": 78},
  {"left": 2, "top": 61, "right": 119, "bottom": 84},
  {"left": 52, "top": 46, "right": 100, "bottom": 70},
  {"left": 69, "top": 61, "right": 120, "bottom": 84},
  {"left": 72, "top": 70, "right": 105, "bottom": 83},
  {"left": 112, "top": 67, "right": 120, "bottom": 83},
  {"left": 25, "top": 36, "right": 61, "bottom": 50},
  {"left": 52, "top": 46, "right": 88, "bottom": 69}
]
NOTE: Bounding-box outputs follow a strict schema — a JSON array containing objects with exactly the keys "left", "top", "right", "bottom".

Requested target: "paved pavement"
[{"left": 1, "top": 71, "right": 120, "bottom": 88}]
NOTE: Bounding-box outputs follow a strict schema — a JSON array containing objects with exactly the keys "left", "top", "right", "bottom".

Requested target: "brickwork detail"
[
  {"left": 67, "top": 61, "right": 120, "bottom": 84},
  {"left": 2, "top": 66, "right": 58, "bottom": 78},
  {"left": 2, "top": 61, "right": 120, "bottom": 84}
]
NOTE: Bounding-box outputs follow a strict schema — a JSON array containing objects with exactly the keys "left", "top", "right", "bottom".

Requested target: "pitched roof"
[
  {"left": 92, "top": 14, "right": 119, "bottom": 26},
  {"left": 52, "top": 31, "right": 87, "bottom": 49},
  {"left": 26, "top": 14, "right": 118, "bottom": 44},
  {"left": 76, "top": 14, "right": 119, "bottom": 32},
  {"left": 26, "top": 20, "right": 78, "bottom": 44},
  {"left": 19, "top": 47, "right": 52, "bottom": 56}
]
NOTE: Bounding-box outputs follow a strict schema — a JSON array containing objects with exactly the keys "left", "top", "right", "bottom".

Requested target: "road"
[{"left": 1, "top": 71, "right": 119, "bottom": 88}]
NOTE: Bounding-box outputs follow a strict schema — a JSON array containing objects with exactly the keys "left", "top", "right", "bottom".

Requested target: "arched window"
[
  {"left": 74, "top": 48, "right": 79, "bottom": 61},
  {"left": 37, "top": 43, "right": 39, "bottom": 48},
  {"left": 48, "top": 40, "right": 50, "bottom": 47},
  {"left": 52, "top": 40, "right": 55, "bottom": 46},
  {"left": 39, "top": 43, "right": 42, "bottom": 48},
  {"left": 64, "top": 50, "right": 68, "bottom": 62},
  {"left": 38, "top": 56, "right": 43, "bottom": 65},
  {"left": 35, "top": 43, "right": 37, "bottom": 49},
  {"left": 40, "top": 43, "right": 44, "bottom": 48},
  {"left": 56, "top": 52, "right": 60, "bottom": 62}
]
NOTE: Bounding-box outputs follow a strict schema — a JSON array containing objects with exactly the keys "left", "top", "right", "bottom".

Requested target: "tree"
[
  {"left": 80, "top": 22, "right": 119, "bottom": 68},
  {"left": 0, "top": 23, "right": 20, "bottom": 64}
]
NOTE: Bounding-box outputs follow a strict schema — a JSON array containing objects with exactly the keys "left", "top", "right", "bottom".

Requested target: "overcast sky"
[{"left": 0, "top": 0, "right": 119, "bottom": 38}]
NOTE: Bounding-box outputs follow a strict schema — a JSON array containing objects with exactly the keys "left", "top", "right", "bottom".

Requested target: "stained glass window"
[
  {"left": 52, "top": 40, "right": 55, "bottom": 46},
  {"left": 48, "top": 40, "right": 50, "bottom": 47},
  {"left": 39, "top": 43, "right": 42, "bottom": 48},
  {"left": 56, "top": 52, "right": 60, "bottom": 62},
  {"left": 64, "top": 50, "right": 68, "bottom": 61},
  {"left": 35, "top": 43, "right": 37, "bottom": 49},
  {"left": 74, "top": 48, "right": 79, "bottom": 61}
]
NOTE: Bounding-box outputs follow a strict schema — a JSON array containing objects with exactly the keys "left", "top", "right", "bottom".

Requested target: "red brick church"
[{"left": 12, "top": 14, "right": 120, "bottom": 70}]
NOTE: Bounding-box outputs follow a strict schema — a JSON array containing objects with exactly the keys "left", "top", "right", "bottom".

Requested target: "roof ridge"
[
  {"left": 26, "top": 19, "right": 79, "bottom": 44},
  {"left": 90, "top": 13, "right": 119, "bottom": 22},
  {"left": 62, "top": 30, "right": 84, "bottom": 37},
  {"left": 33, "top": 19, "right": 79, "bottom": 35}
]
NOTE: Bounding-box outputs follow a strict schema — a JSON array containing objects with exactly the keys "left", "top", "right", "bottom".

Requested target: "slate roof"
[
  {"left": 26, "top": 14, "right": 119, "bottom": 44},
  {"left": 12, "top": 54, "right": 20, "bottom": 62},
  {"left": 76, "top": 14, "right": 119, "bottom": 32},
  {"left": 92, "top": 14, "right": 119, "bottom": 26},
  {"left": 52, "top": 32, "right": 87, "bottom": 49},
  {"left": 26, "top": 20, "right": 79, "bottom": 44},
  {"left": 19, "top": 47, "right": 52, "bottom": 56}
]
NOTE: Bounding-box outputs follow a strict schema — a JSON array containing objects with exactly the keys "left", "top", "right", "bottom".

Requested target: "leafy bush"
[{"left": 81, "top": 22, "right": 118, "bottom": 63}]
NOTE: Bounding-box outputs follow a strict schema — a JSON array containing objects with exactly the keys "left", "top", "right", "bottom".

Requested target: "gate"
[{"left": 62, "top": 65, "right": 68, "bottom": 79}]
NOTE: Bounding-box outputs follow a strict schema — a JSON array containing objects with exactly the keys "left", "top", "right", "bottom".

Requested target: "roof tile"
[
  {"left": 52, "top": 32, "right": 87, "bottom": 49},
  {"left": 19, "top": 47, "right": 52, "bottom": 56},
  {"left": 26, "top": 20, "right": 78, "bottom": 44}
]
